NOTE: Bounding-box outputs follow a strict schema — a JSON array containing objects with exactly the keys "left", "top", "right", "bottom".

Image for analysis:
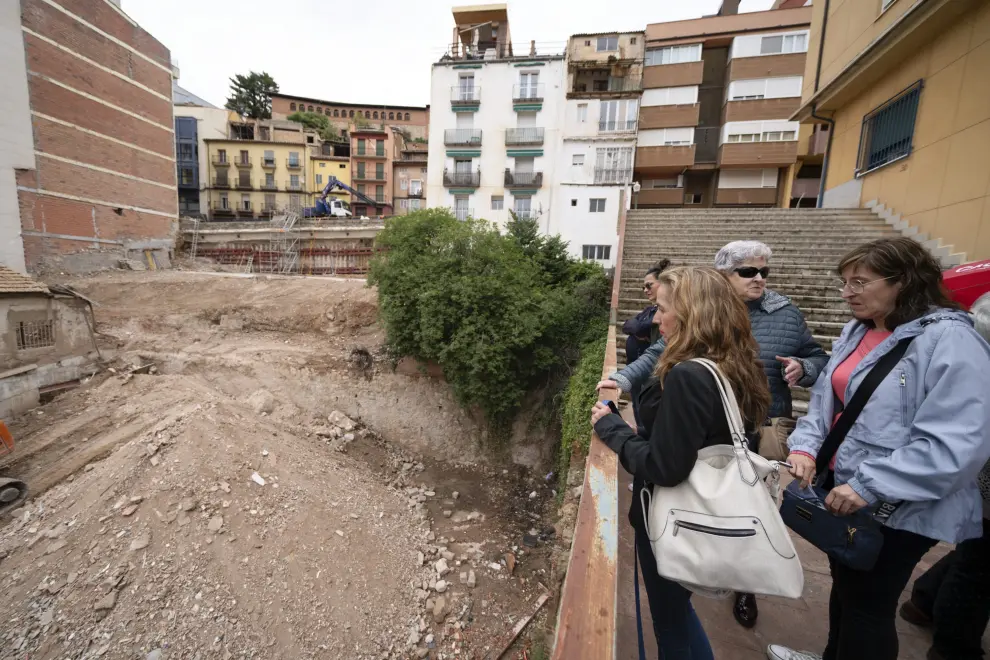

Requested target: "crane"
[{"left": 305, "top": 176, "right": 386, "bottom": 218}]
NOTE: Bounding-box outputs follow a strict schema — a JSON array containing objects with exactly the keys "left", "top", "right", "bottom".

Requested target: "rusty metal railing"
[{"left": 552, "top": 189, "right": 628, "bottom": 659}]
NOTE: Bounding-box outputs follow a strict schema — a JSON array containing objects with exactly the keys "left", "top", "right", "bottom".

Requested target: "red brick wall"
[{"left": 17, "top": 0, "right": 176, "bottom": 272}]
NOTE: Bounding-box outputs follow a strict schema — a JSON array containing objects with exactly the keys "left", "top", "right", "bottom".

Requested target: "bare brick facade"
[{"left": 13, "top": 0, "right": 176, "bottom": 272}]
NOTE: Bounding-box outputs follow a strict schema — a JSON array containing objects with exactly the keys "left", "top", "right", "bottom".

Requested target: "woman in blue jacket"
[{"left": 768, "top": 238, "right": 990, "bottom": 660}]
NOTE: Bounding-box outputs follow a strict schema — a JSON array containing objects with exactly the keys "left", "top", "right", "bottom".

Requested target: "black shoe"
[
  {"left": 733, "top": 592, "right": 758, "bottom": 629},
  {"left": 899, "top": 600, "right": 933, "bottom": 628}
]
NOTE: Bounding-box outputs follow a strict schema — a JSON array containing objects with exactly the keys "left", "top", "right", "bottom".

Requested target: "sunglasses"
[
  {"left": 734, "top": 267, "right": 770, "bottom": 279},
  {"left": 643, "top": 281, "right": 657, "bottom": 291}
]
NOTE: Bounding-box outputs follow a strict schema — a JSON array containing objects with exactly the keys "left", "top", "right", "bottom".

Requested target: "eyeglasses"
[
  {"left": 837, "top": 275, "right": 897, "bottom": 294},
  {"left": 734, "top": 266, "right": 770, "bottom": 279}
]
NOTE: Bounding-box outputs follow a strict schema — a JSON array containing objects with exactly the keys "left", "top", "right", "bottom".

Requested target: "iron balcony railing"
[
  {"left": 450, "top": 86, "right": 482, "bottom": 103},
  {"left": 443, "top": 170, "right": 481, "bottom": 187},
  {"left": 354, "top": 171, "right": 387, "bottom": 181},
  {"left": 234, "top": 157, "right": 252, "bottom": 168},
  {"left": 259, "top": 205, "right": 277, "bottom": 216},
  {"left": 599, "top": 120, "right": 638, "bottom": 133},
  {"left": 235, "top": 202, "right": 253, "bottom": 215},
  {"left": 594, "top": 167, "right": 633, "bottom": 184},
  {"left": 454, "top": 207, "right": 474, "bottom": 222},
  {"left": 260, "top": 180, "right": 278, "bottom": 191},
  {"left": 212, "top": 177, "right": 232, "bottom": 189},
  {"left": 234, "top": 179, "right": 253, "bottom": 189},
  {"left": 513, "top": 210, "right": 536, "bottom": 220},
  {"left": 356, "top": 146, "right": 387, "bottom": 157},
  {"left": 408, "top": 188, "right": 424, "bottom": 198},
  {"left": 210, "top": 201, "right": 235, "bottom": 213},
  {"left": 261, "top": 158, "right": 277, "bottom": 169},
  {"left": 505, "top": 127, "right": 544, "bottom": 145},
  {"left": 285, "top": 159, "right": 304, "bottom": 170},
  {"left": 212, "top": 155, "right": 230, "bottom": 166},
  {"left": 504, "top": 170, "right": 543, "bottom": 187},
  {"left": 444, "top": 129, "right": 483, "bottom": 146},
  {"left": 285, "top": 180, "right": 305, "bottom": 192},
  {"left": 574, "top": 78, "right": 643, "bottom": 94},
  {"left": 513, "top": 84, "right": 544, "bottom": 102}
]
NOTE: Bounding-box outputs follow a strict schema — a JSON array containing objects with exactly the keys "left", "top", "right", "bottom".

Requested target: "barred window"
[
  {"left": 856, "top": 81, "right": 923, "bottom": 176},
  {"left": 16, "top": 320, "right": 55, "bottom": 350}
]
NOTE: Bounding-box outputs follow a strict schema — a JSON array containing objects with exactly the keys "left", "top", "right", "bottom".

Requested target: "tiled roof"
[{"left": 0, "top": 266, "right": 50, "bottom": 295}]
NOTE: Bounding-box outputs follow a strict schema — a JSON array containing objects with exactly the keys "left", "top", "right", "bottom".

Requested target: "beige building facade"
[{"left": 795, "top": 0, "right": 990, "bottom": 260}]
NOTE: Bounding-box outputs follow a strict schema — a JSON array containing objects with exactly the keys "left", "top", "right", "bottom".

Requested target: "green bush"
[
  {"left": 369, "top": 209, "right": 609, "bottom": 432},
  {"left": 559, "top": 335, "right": 607, "bottom": 474}
]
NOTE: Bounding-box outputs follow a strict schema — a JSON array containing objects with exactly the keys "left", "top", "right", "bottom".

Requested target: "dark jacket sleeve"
[
  {"left": 622, "top": 306, "right": 656, "bottom": 339},
  {"left": 789, "top": 307, "right": 830, "bottom": 388},
  {"left": 594, "top": 363, "right": 717, "bottom": 487}
]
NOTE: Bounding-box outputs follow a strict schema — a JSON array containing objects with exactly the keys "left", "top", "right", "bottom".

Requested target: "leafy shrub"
[
  {"left": 558, "top": 335, "right": 607, "bottom": 474},
  {"left": 369, "top": 209, "right": 609, "bottom": 432}
]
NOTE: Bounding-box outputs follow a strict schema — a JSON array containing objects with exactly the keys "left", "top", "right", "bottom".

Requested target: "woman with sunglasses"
[
  {"left": 767, "top": 238, "right": 990, "bottom": 660},
  {"left": 622, "top": 260, "right": 671, "bottom": 422},
  {"left": 599, "top": 240, "right": 829, "bottom": 628}
]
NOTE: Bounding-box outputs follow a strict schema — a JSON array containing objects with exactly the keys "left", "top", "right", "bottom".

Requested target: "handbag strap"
[
  {"left": 815, "top": 337, "right": 915, "bottom": 475},
  {"left": 690, "top": 358, "right": 760, "bottom": 486}
]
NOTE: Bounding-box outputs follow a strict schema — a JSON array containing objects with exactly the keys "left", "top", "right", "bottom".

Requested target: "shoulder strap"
[
  {"left": 815, "top": 337, "right": 915, "bottom": 475},
  {"left": 690, "top": 358, "right": 747, "bottom": 451}
]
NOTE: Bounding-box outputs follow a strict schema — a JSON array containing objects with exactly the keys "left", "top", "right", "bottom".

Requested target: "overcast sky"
[{"left": 123, "top": 0, "right": 774, "bottom": 109}]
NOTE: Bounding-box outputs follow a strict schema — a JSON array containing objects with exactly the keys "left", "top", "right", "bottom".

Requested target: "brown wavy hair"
[
  {"left": 837, "top": 237, "right": 961, "bottom": 330},
  {"left": 654, "top": 266, "right": 770, "bottom": 427}
]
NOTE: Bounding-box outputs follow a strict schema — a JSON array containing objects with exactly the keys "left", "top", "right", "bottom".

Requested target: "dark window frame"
[{"left": 855, "top": 80, "right": 923, "bottom": 178}]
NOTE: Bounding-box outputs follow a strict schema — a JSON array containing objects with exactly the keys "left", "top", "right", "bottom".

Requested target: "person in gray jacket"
[
  {"left": 767, "top": 239, "right": 990, "bottom": 660},
  {"left": 896, "top": 291, "right": 990, "bottom": 660},
  {"left": 597, "top": 240, "right": 830, "bottom": 628}
]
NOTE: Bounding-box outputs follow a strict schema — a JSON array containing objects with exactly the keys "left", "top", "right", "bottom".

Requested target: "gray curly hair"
[
  {"left": 714, "top": 240, "right": 773, "bottom": 272},
  {"left": 972, "top": 292, "right": 990, "bottom": 342}
]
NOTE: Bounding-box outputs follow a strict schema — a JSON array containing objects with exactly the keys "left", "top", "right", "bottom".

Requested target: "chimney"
[{"left": 719, "top": 0, "right": 741, "bottom": 15}]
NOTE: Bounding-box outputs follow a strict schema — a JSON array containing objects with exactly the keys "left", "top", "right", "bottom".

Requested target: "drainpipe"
[{"left": 810, "top": 0, "right": 834, "bottom": 209}]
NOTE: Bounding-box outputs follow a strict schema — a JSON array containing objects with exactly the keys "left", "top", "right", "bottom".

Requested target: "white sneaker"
[{"left": 766, "top": 645, "right": 822, "bottom": 660}]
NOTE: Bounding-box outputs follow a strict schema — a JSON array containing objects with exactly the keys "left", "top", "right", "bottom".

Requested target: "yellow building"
[
  {"left": 794, "top": 0, "right": 990, "bottom": 261},
  {"left": 309, "top": 146, "right": 351, "bottom": 208}
]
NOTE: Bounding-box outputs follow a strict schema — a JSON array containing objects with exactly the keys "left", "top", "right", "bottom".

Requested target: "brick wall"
[{"left": 16, "top": 0, "right": 176, "bottom": 273}]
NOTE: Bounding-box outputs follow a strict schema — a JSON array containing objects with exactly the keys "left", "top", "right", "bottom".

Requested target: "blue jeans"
[{"left": 635, "top": 524, "right": 714, "bottom": 660}]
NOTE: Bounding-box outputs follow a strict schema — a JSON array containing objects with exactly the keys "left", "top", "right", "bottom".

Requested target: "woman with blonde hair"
[{"left": 592, "top": 266, "right": 771, "bottom": 658}]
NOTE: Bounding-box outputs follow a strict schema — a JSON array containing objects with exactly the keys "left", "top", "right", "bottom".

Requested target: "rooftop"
[
  {"left": 0, "top": 266, "right": 49, "bottom": 295},
  {"left": 645, "top": 5, "right": 812, "bottom": 43},
  {"left": 172, "top": 83, "right": 218, "bottom": 108},
  {"left": 273, "top": 93, "right": 426, "bottom": 112}
]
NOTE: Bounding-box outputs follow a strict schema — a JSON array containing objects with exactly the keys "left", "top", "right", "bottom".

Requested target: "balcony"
[
  {"left": 505, "top": 128, "right": 544, "bottom": 146},
  {"left": 639, "top": 104, "right": 700, "bottom": 130},
  {"left": 211, "top": 155, "right": 230, "bottom": 167},
  {"left": 444, "top": 129, "right": 483, "bottom": 146},
  {"left": 808, "top": 128, "right": 828, "bottom": 156},
  {"left": 234, "top": 157, "right": 252, "bottom": 168},
  {"left": 450, "top": 86, "right": 481, "bottom": 106},
  {"left": 568, "top": 77, "right": 642, "bottom": 99},
  {"left": 791, "top": 178, "right": 820, "bottom": 200},
  {"left": 513, "top": 210, "right": 536, "bottom": 220},
  {"left": 718, "top": 140, "right": 799, "bottom": 168},
  {"left": 723, "top": 97, "right": 802, "bottom": 123},
  {"left": 261, "top": 158, "right": 277, "bottom": 169},
  {"left": 259, "top": 205, "right": 277, "bottom": 217},
  {"left": 504, "top": 170, "right": 543, "bottom": 188},
  {"left": 635, "top": 144, "right": 696, "bottom": 170},
  {"left": 715, "top": 187, "right": 779, "bottom": 205},
  {"left": 636, "top": 187, "right": 685, "bottom": 206},
  {"left": 234, "top": 178, "right": 253, "bottom": 190},
  {"left": 285, "top": 180, "right": 305, "bottom": 192},
  {"left": 353, "top": 171, "right": 388, "bottom": 182},
  {"left": 235, "top": 202, "right": 253, "bottom": 216},
  {"left": 513, "top": 84, "right": 544, "bottom": 102},
  {"left": 355, "top": 146, "right": 387, "bottom": 158},
  {"left": 598, "top": 120, "right": 638, "bottom": 134},
  {"left": 285, "top": 159, "right": 303, "bottom": 170},
  {"left": 643, "top": 61, "right": 704, "bottom": 88},
  {"left": 443, "top": 170, "right": 480, "bottom": 187},
  {"left": 212, "top": 177, "right": 232, "bottom": 189},
  {"left": 454, "top": 208, "right": 474, "bottom": 222},
  {"left": 260, "top": 180, "right": 278, "bottom": 191},
  {"left": 408, "top": 188, "right": 424, "bottom": 198},
  {"left": 727, "top": 53, "right": 806, "bottom": 82},
  {"left": 593, "top": 168, "right": 632, "bottom": 185},
  {"left": 210, "top": 201, "right": 235, "bottom": 215}
]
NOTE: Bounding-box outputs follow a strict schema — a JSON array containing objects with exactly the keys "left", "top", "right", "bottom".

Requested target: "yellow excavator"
[{"left": 0, "top": 421, "right": 28, "bottom": 516}]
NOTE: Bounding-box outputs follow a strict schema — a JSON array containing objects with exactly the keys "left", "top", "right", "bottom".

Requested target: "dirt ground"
[{"left": 0, "top": 271, "right": 563, "bottom": 660}]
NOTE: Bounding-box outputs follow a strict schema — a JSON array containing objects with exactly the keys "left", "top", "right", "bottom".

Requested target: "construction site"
[{"left": 0, "top": 269, "right": 570, "bottom": 660}]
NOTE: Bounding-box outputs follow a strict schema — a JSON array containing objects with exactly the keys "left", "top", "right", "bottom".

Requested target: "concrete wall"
[
  {"left": 0, "top": 294, "right": 94, "bottom": 372},
  {"left": 0, "top": 2, "right": 35, "bottom": 273},
  {"left": 820, "top": 2, "right": 990, "bottom": 259},
  {"left": 17, "top": 0, "right": 178, "bottom": 273}
]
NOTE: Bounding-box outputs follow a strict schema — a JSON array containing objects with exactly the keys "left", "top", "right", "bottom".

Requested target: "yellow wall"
[
  {"left": 821, "top": 2, "right": 990, "bottom": 260},
  {"left": 310, "top": 157, "right": 350, "bottom": 205},
  {"left": 205, "top": 140, "right": 309, "bottom": 214}
]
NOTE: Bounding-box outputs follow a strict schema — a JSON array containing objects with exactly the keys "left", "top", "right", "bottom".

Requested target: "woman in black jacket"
[
  {"left": 622, "top": 259, "right": 671, "bottom": 423},
  {"left": 592, "top": 266, "right": 771, "bottom": 659}
]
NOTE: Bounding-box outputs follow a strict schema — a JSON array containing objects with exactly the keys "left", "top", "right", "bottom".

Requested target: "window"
[
  {"left": 239, "top": 150, "right": 249, "bottom": 164},
  {"left": 308, "top": 105, "right": 314, "bottom": 112},
  {"left": 290, "top": 103, "right": 297, "bottom": 111},
  {"left": 630, "top": 37, "right": 637, "bottom": 45},
  {"left": 405, "top": 113, "right": 410, "bottom": 120},
  {"left": 373, "top": 111, "right": 379, "bottom": 119},
  {"left": 589, "top": 198, "right": 606, "bottom": 212},
  {"left": 409, "top": 198, "right": 421, "bottom": 211},
  {"left": 577, "top": 103, "right": 588, "bottom": 122},
  {"left": 723, "top": 120, "right": 800, "bottom": 144},
  {"left": 289, "top": 151, "right": 301, "bottom": 167},
  {"left": 357, "top": 162, "right": 366, "bottom": 178},
  {"left": 572, "top": 154, "right": 585, "bottom": 166},
  {"left": 319, "top": 162, "right": 326, "bottom": 168},
  {"left": 179, "top": 168, "right": 194, "bottom": 186},
  {"left": 727, "top": 133, "right": 760, "bottom": 143},
  {"left": 334, "top": 109, "right": 340, "bottom": 117},
  {"left": 290, "top": 174, "right": 300, "bottom": 188},
  {"left": 717, "top": 169, "right": 778, "bottom": 189},
  {"left": 399, "top": 199, "right": 409, "bottom": 210},
  {"left": 316, "top": 174, "right": 323, "bottom": 185},
  {"left": 645, "top": 44, "right": 702, "bottom": 66},
  {"left": 856, "top": 81, "right": 922, "bottom": 176},
  {"left": 341, "top": 164, "right": 347, "bottom": 169},
  {"left": 16, "top": 319, "right": 55, "bottom": 350},
  {"left": 400, "top": 178, "right": 408, "bottom": 191},
  {"left": 645, "top": 177, "right": 683, "bottom": 189},
  {"left": 219, "top": 194, "right": 229, "bottom": 209},
  {"left": 581, "top": 245, "right": 611, "bottom": 261},
  {"left": 642, "top": 85, "right": 699, "bottom": 107},
  {"left": 585, "top": 40, "right": 591, "bottom": 47},
  {"left": 764, "top": 131, "right": 797, "bottom": 141},
  {"left": 519, "top": 72, "right": 540, "bottom": 99},
  {"left": 491, "top": 195, "right": 504, "bottom": 210},
  {"left": 178, "top": 143, "right": 195, "bottom": 160},
  {"left": 357, "top": 183, "right": 365, "bottom": 194},
  {"left": 389, "top": 112, "right": 395, "bottom": 120},
  {"left": 596, "top": 36, "right": 618, "bottom": 52},
  {"left": 599, "top": 99, "right": 639, "bottom": 132},
  {"left": 685, "top": 193, "right": 702, "bottom": 205},
  {"left": 571, "top": 199, "right": 577, "bottom": 206},
  {"left": 349, "top": 110, "right": 355, "bottom": 117},
  {"left": 410, "top": 179, "right": 422, "bottom": 196},
  {"left": 264, "top": 193, "right": 275, "bottom": 210},
  {"left": 265, "top": 173, "right": 275, "bottom": 187},
  {"left": 376, "top": 163, "right": 385, "bottom": 179},
  {"left": 263, "top": 150, "right": 275, "bottom": 167},
  {"left": 241, "top": 193, "right": 251, "bottom": 211},
  {"left": 317, "top": 107, "right": 323, "bottom": 114},
  {"left": 217, "top": 149, "right": 227, "bottom": 163},
  {"left": 376, "top": 185, "right": 384, "bottom": 201},
  {"left": 595, "top": 147, "right": 633, "bottom": 183},
  {"left": 759, "top": 33, "right": 807, "bottom": 55},
  {"left": 514, "top": 195, "right": 532, "bottom": 219}
]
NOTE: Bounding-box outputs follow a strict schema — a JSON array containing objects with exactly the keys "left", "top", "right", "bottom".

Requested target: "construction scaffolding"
[
  {"left": 189, "top": 218, "right": 201, "bottom": 260},
  {"left": 269, "top": 211, "right": 300, "bottom": 274}
]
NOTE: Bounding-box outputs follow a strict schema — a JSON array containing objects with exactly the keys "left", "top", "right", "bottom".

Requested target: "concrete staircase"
[{"left": 615, "top": 207, "right": 904, "bottom": 416}]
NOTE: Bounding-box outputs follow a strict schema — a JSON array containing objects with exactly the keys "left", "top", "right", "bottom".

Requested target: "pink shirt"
[{"left": 793, "top": 329, "right": 892, "bottom": 469}]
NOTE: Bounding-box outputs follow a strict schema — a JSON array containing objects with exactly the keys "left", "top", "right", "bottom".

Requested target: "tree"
[
  {"left": 225, "top": 72, "right": 279, "bottom": 119},
  {"left": 287, "top": 111, "right": 339, "bottom": 142},
  {"left": 352, "top": 112, "right": 372, "bottom": 129}
]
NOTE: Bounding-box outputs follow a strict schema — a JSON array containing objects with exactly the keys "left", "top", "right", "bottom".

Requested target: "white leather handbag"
[{"left": 640, "top": 358, "right": 805, "bottom": 599}]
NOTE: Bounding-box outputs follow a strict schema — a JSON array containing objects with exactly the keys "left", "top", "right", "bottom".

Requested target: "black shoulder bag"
[{"left": 779, "top": 337, "right": 914, "bottom": 571}]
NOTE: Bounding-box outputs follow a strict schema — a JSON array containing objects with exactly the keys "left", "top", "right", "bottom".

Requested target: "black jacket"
[{"left": 594, "top": 360, "right": 757, "bottom": 529}]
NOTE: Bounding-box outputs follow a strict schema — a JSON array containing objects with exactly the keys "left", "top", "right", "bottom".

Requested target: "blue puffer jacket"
[
  {"left": 789, "top": 308, "right": 990, "bottom": 544},
  {"left": 610, "top": 290, "right": 829, "bottom": 419}
]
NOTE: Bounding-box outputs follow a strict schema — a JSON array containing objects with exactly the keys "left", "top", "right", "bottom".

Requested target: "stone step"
[
  {"left": 618, "top": 290, "right": 849, "bottom": 311},
  {"left": 621, "top": 262, "right": 840, "bottom": 276},
  {"left": 616, "top": 304, "right": 850, "bottom": 324},
  {"left": 626, "top": 210, "right": 879, "bottom": 217},
  {"left": 620, "top": 253, "right": 848, "bottom": 266},
  {"left": 617, "top": 330, "right": 837, "bottom": 352},
  {"left": 623, "top": 222, "right": 892, "bottom": 230},
  {"left": 619, "top": 240, "right": 891, "bottom": 251}
]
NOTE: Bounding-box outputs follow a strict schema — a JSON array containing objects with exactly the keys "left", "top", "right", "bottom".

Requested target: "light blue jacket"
[{"left": 789, "top": 308, "right": 990, "bottom": 544}]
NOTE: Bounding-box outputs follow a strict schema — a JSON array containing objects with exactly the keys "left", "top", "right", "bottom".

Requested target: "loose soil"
[{"left": 0, "top": 271, "right": 562, "bottom": 660}]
